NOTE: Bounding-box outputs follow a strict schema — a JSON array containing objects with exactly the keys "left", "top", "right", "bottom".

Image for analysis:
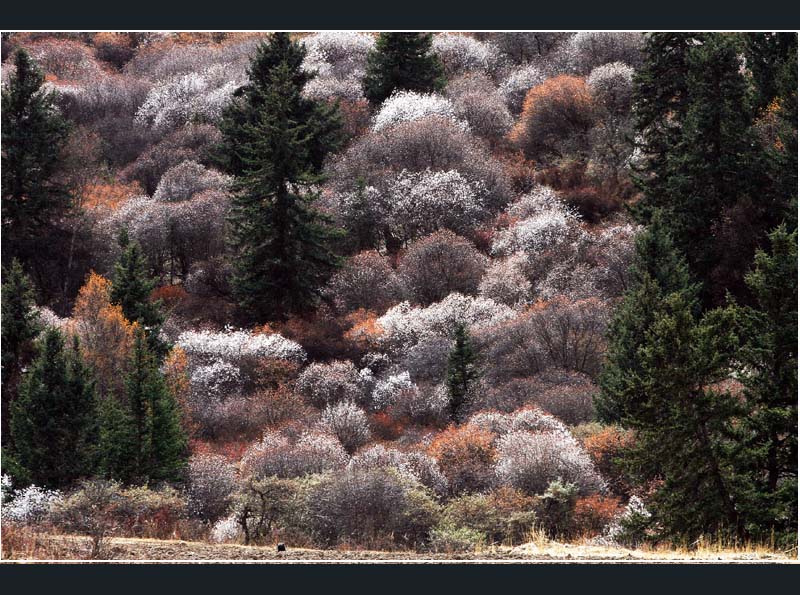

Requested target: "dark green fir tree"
[
  {"left": 10, "top": 330, "right": 98, "bottom": 488},
  {"left": 217, "top": 33, "right": 345, "bottom": 321},
  {"left": 362, "top": 32, "right": 446, "bottom": 105},
  {"left": 446, "top": 323, "right": 479, "bottom": 421},
  {"left": 2, "top": 49, "right": 71, "bottom": 272},
  {"left": 110, "top": 229, "right": 169, "bottom": 359}
]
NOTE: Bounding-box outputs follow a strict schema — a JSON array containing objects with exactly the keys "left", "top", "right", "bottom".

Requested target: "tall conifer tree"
[{"left": 217, "top": 33, "right": 344, "bottom": 321}]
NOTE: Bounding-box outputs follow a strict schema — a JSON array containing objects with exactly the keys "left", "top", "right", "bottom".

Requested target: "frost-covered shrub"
[
  {"left": 558, "top": 32, "right": 643, "bottom": 75},
  {"left": 495, "top": 430, "right": 605, "bottom": 495},
  {"left": 187, "top": 454, "right": 239, "bottom": 522},
  {"left": 324, "top": 252, "right": 406, "bottom": 314},
  {"left": 241, "top": 431, "right": 348, "bottom": 479},
  {"left": 399, "top": 231, "right": 488, "bottom": 305},
  {"left": 135, "top": 65, "right": 242, "bottom": 131},
  {"left": 432, "top": 34, "right": 501, "bottom": 76},
  {"left": 478, "top": 255, "right": 532, "bottom": 307},
  {"left": 319, "top": 401, "right": 371, "bottom": 453},
  {"left": 377, "top": 293, "right": 516, "bottom": 356},
  {"left": 303, "top": 75, "right": 364, "bottom": 101},
  {"left": 371, "top": 370, "right": 418, "bottom": 410},
  {"left": 328, "top": 116, "right": 512, "bottom": 212},
  {"left": 348, "top": 445, "right": 448, "bottom": 497},
  {"left": 296, "top": 360, "right": 368, "bottom": 408},
  {"left": 302, "top": 31, "right": 374, "bottom": 79},
  {"left": 177, "top": 329, "right": 307, "bottom": 369},
  {"left": 373, "top": 91, "right": 466, "bottom": 132},
  {"left": 499, "top": 64, "right": 546, "bottom": 114},
  {"left": 385, "top": 170, "right": 488, "bottom": 243},
  {"left": 2, "top": 484, "right": 62, "bottom": 525},
  {"left": 307, "top": 467, "right": 439, "bottom": 547},
  {"left": 587, "top": 62, "right": 635, "bottom": 115},
  {"left": 152, "top": 160, "right": 231, "bottom": 202}
]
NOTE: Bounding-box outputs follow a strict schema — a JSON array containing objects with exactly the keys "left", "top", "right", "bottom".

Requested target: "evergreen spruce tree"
[
  {"left": 218, "top": 33, "right": 345, "bottom": 321},
  {"left": 1, "top": 259, "right": 41, "bottom": 445},
  {"left": 732, "top": 225, "right": 798, "bottom": 544},
  {"left": 363, "top": 32, "right": 446, "bottom": 105},
  {"left": 742, "top": 32, "right": 798, "bottom": 112},
  {"left": 596, "top": 213, "right": 698, "bottom": 423},
  {"left": 631, "top": 33, "right": 773, "bottom": 305},
  {"left": 123, "top": 328, "right": 187, "bottom": 484},
  {"left": 110, "top": 230, "right": 168, "bottom": 359},
  {"left": 1, "top": 49, "right": 71, "bottom": 270},
  {"left": 446, "top": 323, "right": 479, "bottom": 421},
  {"left": 96, "top": 391, "right": 137, "bottom": 484},
  {"left": 597, "top": 217, "right": 744, "bottom": 542},
  {"left": 10, "top": 330, "right": 98, "bottom": 488}
]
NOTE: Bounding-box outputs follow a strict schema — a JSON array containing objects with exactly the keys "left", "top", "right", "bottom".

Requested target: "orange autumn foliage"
[
  {"left": 151, "top": 284, "right": 188, "bottom": 308},
  {"left": 573, "top": 495, "right": 624, "bottom": 536},
  {"left": 428, "top": 425, "right": 497, "bottom": 495},
  {"left": 82, "top": 181, "right": 143, "bottom": 212},
  {"left": 344, "top": 309, "right": 383, "bottom": 348},
  {"left": 69, "top": 272, "right": 137, "bottom": 397},
  {"left": 163, "top": 346, "right": 197, "bottom": 437},
  {"left": 584, "top": 426, "right": 635, "bottom": 496}
]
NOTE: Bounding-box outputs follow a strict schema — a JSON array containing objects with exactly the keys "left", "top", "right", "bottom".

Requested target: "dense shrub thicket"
[{"left": 1, "top": 31, "right": 796, "bottom": 555}]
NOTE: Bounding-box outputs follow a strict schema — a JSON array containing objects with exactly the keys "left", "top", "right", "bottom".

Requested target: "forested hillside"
[{"left": 1, "top": 31, "right": 796, "bottom": 559}]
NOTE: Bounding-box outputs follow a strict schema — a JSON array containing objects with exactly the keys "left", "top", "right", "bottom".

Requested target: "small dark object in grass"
[{"left": 277, "top": 543, "right": 286, "bottom": 552}]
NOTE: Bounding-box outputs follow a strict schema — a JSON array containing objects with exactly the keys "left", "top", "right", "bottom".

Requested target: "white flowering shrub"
[
  {"left": 377, "top": 293, "right": 515, "bottom": 355},
  {"left": 495, "top": 430, "right": 605, "bottom": 495},
  {"left": 432, "top": 34, "right": 501, "bottom": 76},
  {"left": 34, "top": 306, "right": 70, "bottom": 333},
  {"left": 328, "top": 116, "right": 513, "bottom": 211},
  {"left": 467, "top": 407, "right": 569, "bottom": 438},
  {"left": 399, "top": 230, "right": 488, "bottom": 305},
  {"left": 478, "top": 255, "right": 532, "bottom": 307},
  {"left": 210, "top": 514, "right": 242, "bottom": 543},
  {"left": 372, "top": 91, "right": 467, "bottom": 132},
  {"left": 296, "top": 360, "right": 369, "bottom": 408},
  {"left": 135, "top": 65, "right": 241, "bottom": 131},
  {"left": 558, "top": 32, "right": 643, "bottom": 74},
  {"left": 187, "top": 361, "right": 242, "bottom": 432},
  {"left": 241, "top": 431, "right": 348, "bottom": 479},
  {"left": 177, "top": 328, "right": 307, "bottom": 368},
  {"left": 587, "top": 62, "right": 635, "bottom": 114},
  {"left": 2, "top": 484, "right": 63, "bottom": 525},
  {"left": 152, "top": 160, "right": 232, "bottom": 202},
  {"left": 401, "top": 336, "right": 453, "bottom": 384},
  {"left": 491, "top": 194, "right": 582, "bottom": 257},
  {"left": 187, "top": 454, "right": 239, "bottom": 522},
  {"left": 302, "top": 31, "right": 374, "bottom": 79},
  {"left": 371, "top": 370, "right": 418, "bottom": 410},
  {"left": 1, "top": 475, "right": 11, "bottom": 505},
  {"left": 500, "top": 64, "right": 546, "bottom": 114},
  {"left": 319, "top": 401, "right": 371, "bottom": 453},
  {"left": 23, "top": 38, "right": 104, "bottom": 82},
  {"left": 584, "top": 224, "right": 640, "bottom": 298},
  {"left": 379, "top": 169, "right": 490, "bottom": 244},
  {"left": 303, "top": 75, "right": 364, "bottom": 101},
  {"left": 348, "top": 445, "right": 448, "bottom": 496},
  {"left": 606, "top": 495, "right": 652, "bottom": 546}
]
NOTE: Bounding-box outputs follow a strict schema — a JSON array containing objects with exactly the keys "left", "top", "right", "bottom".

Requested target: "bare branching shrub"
[
  {"left": 307, "top": 468, "right": 439, "bottom": 548},
  {"left": 325, "top": 252, "right": 406, "bottom": 314},
  {"left": 399, "top": 231, "right": 488, "bottom": 305},
  {"left": 187, "top": 454, "right": 239, "bottom": 522},
  {"left": 240, "top": 431, "right": 348, "bottom": 479}
]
